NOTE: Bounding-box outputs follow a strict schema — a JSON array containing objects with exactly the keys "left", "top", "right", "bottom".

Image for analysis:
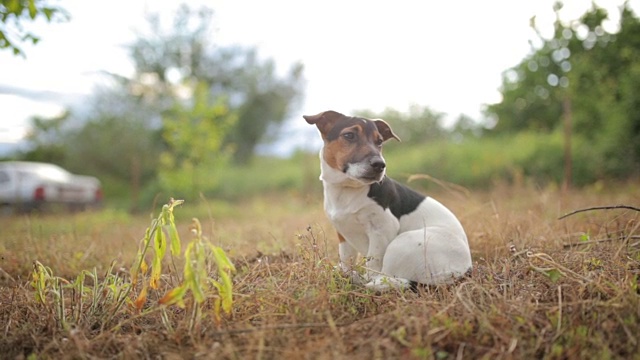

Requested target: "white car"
[{"left": 0, "top": 161, "right": 103, "bottom": 212}]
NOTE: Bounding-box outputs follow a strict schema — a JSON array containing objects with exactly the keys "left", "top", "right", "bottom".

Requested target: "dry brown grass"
[{"left": 1, "top": 183, "right": 639, "bottom": 359}]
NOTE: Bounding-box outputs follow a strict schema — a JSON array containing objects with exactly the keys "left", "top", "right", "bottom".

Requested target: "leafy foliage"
[
  {"left": 46, "top": 89, "right": 163, "bottom": 210},
  {"left": 19, "top": 3, "right": 304, "bottom": 208},
  {"left": 486, "top": 2, "right": 640, "bottom": 178},
  {"left": 128, "top": 4, "right": 305, "bottom": 164},
  {"left": 21, "top": 110, "right": 69, "bottom": 163},
  {"left": 356, "top": 105, "right": 447, "bottom": 144},
  {"left": 131, "top": 198, "right": 236, "bottom": 326},
  {"left": 0, "top": 0, "right": 67, "bottom": 56},
  {"left": 357, "top": 105, "right": 485, "bottom": 145},
  {"left": 159, "top": 217, "right": 236, "bottom": 324},
  {"left": 158, "top": 82, "right": 236, "bottom": 199},
  {"left": 30, "top": 198, "right": 236, "bottom": 334},
  {"left": 32, "top": 260, "right": 133, "bottom": 331}
]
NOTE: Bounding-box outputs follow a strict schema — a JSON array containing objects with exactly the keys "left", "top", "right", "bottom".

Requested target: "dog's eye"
[
  {"left": 375, "top": 138, "right": 383, "bottom": 147},
  {"left": 342, "top": 132, "right": 355, "bottom": 141}
]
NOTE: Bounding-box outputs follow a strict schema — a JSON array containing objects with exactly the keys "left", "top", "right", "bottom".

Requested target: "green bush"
[
  {"left": 383, "top": 131, "right": 607, "bottom": 190},
  {"left": 104, "top": 131, "right": 623, "bottom": 209}
]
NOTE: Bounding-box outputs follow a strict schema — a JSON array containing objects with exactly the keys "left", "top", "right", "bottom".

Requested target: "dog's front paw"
[
  {"left": 365, "top": 276, "right": 411, "bottom": 292},
  {"left": 336, "top": 261, "right": 352, "bottom": 273},
  {"left": 334, "top": 264, "right": 368, "bottom": 285},
  {"left": 349, "top": 270, "right": 368, "bottom": 285}
]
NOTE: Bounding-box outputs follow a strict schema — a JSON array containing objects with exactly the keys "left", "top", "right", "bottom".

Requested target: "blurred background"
[{"left": 1, "top": 0, "right": 639, "bottom": 212}]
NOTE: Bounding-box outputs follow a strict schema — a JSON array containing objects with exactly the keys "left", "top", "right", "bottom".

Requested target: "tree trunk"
[
  {"left": 562, "top": 96, "right": 573, "bottom": 192},
  {"left": 130, "top": 155, "right": 141, "bottom": 213}
]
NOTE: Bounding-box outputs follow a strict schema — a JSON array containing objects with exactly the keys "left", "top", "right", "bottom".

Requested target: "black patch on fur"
[{"left": 367, "top": 176, "right": 424, "bottom": 218}]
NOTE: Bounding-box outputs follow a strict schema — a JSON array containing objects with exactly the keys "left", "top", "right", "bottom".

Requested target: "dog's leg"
[
  {"left": 337, "top": 233, "right": 366, "bottom": 284},
  {"left": 338, "top": 233, "right": 358, "bottom": 272},
  {"left": 364, "top": 235, "right": 411, "bottom": 291},
  {"left": 358, "top": 209, "right": 399, "bottom": 282},
  {"left": 362, "top": 232, "right": 396, "bottom": 289},
  {"left": 360, "top": 211, "right": 399, "bottom": 286},
  {"left": 364, "top": 225, "right": 471, "bottom": 292},
  {"left": 364, "top": 240, "right": 384, "bottom": 273},
  {"left": 381, "top": 227, "right": 472, "bottom": 285}
]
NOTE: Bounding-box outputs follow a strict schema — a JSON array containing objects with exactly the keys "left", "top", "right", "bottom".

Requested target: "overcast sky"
[{"left": 0, "top": 0, "right": 635, "bottom": 154}]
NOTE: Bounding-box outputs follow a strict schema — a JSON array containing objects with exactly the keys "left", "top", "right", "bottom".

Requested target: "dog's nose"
[{"left": 370, "top": 158, "right": 386, "bottom": 173}]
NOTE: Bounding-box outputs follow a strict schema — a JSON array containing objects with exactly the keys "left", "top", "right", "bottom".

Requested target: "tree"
[
  {"left": 486, "top": 2, "right": 640, "bottom": 179},
  {"left": 356, "top": 105, "right": 446, "bottom": 144},
  {"left": 0, "top": 0, "right": 68, "bottom": 56},
  {"left": 451, "top": 114, "right": 484, "bottom": 140},
  {"left": 19, "top": 3, "right": 304, "bottom": 206},
  {"left": 60, "top": 88, "right": 165, "bottom": 210},
  {"left": 127, "top": 4, "right": 305, "bottom": 164},
  {"left": 159, "top": 82, "right": 236, "bottom": 199},
  {"left": 226, "top": 52, "right": 304, "bottom": 163},
  {"left": 21, "top": 110, "right": 69, "bottom": 163},
  {"left": 570, "top": 5, "right": 640, "bottom": 176}
]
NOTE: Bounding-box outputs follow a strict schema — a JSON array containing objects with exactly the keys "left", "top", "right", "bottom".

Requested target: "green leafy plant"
[
  {"left": 31, "top": 259, "right": 132, "bottom": 331},
  {"left": 158, "top": 217, "right": 236, "bottom": 325},
  {"left": 0, "top": 0, "right": 68, "bottom": 56},
  {"left": 31, "top": 199, "right": 236, "bottom": 332},
  {"left": 130, "top": 198, "right": 236, "bottom": 327}
]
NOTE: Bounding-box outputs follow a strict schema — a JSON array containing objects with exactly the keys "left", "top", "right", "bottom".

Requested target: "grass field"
[{"left": 1, "top": 182, "right": 639, "bottom": 359}]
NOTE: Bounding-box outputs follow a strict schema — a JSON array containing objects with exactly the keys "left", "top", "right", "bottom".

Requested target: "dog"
[{"left": 304, "top": 110, "right": 472, "bottom": 291}]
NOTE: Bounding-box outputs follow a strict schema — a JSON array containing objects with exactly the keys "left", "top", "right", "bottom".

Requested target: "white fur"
[
  {"left": 319, "top": 151, "right": 472, "bottom": 291},
  {"left": 345, "top": 161, "right": 380, "bottom": 181}
]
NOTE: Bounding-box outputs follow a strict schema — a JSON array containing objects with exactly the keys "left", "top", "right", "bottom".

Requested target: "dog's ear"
[
  {"left": 374, "top": 119, "right": 401, "bottom": 142},
  {"left": 303, "top": 110, "right": 345, "bottom": 136}
]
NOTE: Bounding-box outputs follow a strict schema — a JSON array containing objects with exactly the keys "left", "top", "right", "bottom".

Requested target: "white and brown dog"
[{"left": 304, "top": 110, "right": 472, "bottom": 291}]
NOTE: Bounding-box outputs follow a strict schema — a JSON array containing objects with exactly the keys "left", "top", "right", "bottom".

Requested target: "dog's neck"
[{"left": 318, "top": 149, "right": 372, "bottom": 217}]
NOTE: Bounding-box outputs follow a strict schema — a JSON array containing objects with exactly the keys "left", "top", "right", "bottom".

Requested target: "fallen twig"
[
  {"left": 563, "top": 235, "right": 640, "bottom": 249},
  {"left": 558, "top": 205, "right": 640, "bottom": 220}
]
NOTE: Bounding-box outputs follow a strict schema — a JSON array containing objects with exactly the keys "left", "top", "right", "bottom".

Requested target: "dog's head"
[{"left": 304, "top": 110, "right": 400, "bottom": 185}]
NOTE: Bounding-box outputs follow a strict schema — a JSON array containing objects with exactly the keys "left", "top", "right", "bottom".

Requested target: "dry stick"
[
  {"left": 563, "top": 235, "right": 640, "bottom": 249},
  {"left": 558, "top": 205, "right": 640, "bottom": 220},
  {"left": 558, "top": 204, "right": 640, "bottom": 257},
  {"left": 556, "top": 285, "right": 562, "bottom": 335}
]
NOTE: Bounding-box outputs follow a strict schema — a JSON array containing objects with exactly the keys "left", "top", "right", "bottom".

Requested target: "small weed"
[{"left": 29, "top": 199, "right": 236, "bottom": 337}]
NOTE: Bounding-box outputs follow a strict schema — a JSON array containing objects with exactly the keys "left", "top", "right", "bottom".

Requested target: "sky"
[{"left": 0, "top": 0, "right": 636, "bottom": 154}]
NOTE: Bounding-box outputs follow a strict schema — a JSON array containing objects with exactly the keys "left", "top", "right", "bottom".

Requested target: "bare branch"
[{"left": 558, "top": 205, "right": 640, "bottom": 220}]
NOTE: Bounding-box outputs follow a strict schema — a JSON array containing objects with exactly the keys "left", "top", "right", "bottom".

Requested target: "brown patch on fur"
[
  {"left": 322, "top": 139, "right": 345, "bottom": 170},
  {"left": 322, "top": 122, "right": 382, "bottom": 173},
  {"left": 350, "top": 125, "right": 381, "bottom": 161},
  {"left": 374, "top": 120, "right": 401, "bottom": 142},
  {"left": 303, "top": 110, "right": 344, "bottom": 139},
  {"left": 337, "top": 232, "right": 346, "bottom": 243}
]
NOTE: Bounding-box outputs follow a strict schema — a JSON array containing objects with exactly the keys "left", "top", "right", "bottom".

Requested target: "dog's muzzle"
[
  {"left": 370, "top": 157, "right": 386, "bottom": 174},
  {"left": 345, "top": 155, "right": 386, "bottom": 183}
]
